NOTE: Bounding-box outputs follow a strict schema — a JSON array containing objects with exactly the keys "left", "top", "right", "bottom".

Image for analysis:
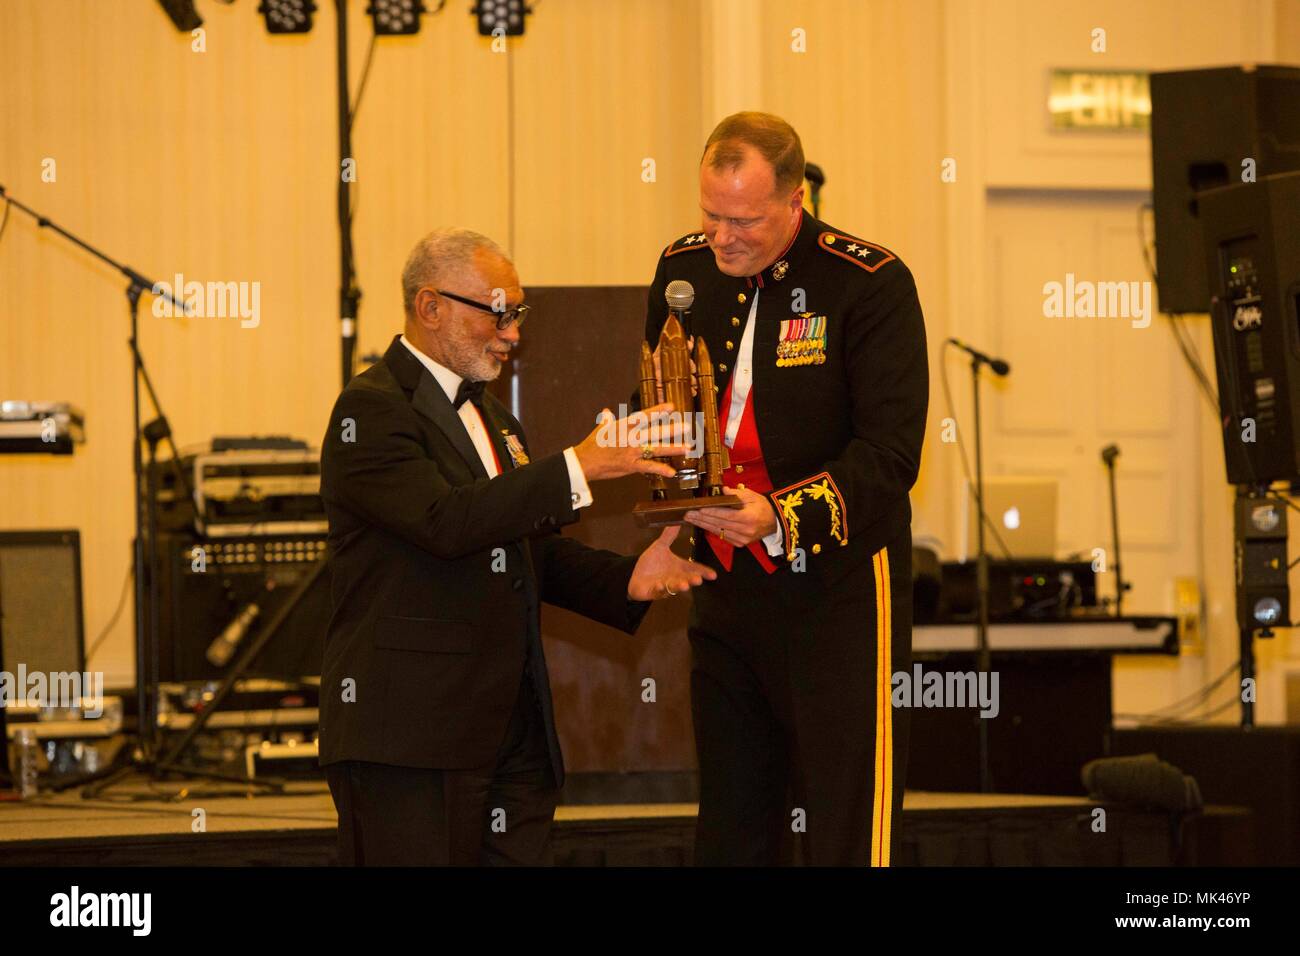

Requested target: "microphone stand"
[
  {"left": 969, "top": 354, "right": 993, "bottom": 793},
  {"left": 1101, "top": 445, "right": 1130, "bottom": 617},
  {"left": 0, "top": 185, "right": 248, "bottom": 796},
  {"left": 951, "top": 337, "right": 1008, "bottom": 793},
  {"left": 336, "top": 0, "right": 362, "bottom": 386}
]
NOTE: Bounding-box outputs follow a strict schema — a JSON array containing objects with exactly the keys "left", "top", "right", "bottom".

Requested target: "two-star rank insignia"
[
  {"left": 818, "top": 231, "right": 897, "bottom": 272},
  {"left": 776, "top": 313, "right": 827, "bottom": 367},
  {"left": 664, "top": 232, "right": 711, "bottom": 257}
]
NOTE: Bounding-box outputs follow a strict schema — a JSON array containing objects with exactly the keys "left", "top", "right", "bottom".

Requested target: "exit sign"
[{"left": 1049, "top": 70, "right": 1150, "bottom": 130}]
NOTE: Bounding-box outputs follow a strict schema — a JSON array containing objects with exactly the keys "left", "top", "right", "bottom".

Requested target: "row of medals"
[{"left": 776, "top": 337, "right": 827, "bottom": 367}]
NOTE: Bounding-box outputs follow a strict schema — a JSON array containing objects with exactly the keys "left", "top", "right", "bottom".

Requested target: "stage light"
[
  {"left": 1253, "top": 596, "right": 1283, "bottom": 626},
  {"left": 258, "top": 0, "right": 317, "bottom": 34},
  {"left": 471, "top": 0, "right": 531, "bottom": 37},
  {"left": 156, "top": 0, "right": 202, "bottom": 31},
  {"left": 1249, "top": 503, "right": 1282, "bottom": 534},
  {"left": 1234, "top": 494, "right": 1290, "bottom": 633},
  {"left": 368, "top": 0, "right": 427, "bottom": 35}
]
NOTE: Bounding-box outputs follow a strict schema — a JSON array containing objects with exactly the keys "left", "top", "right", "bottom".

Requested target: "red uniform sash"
[{"left": 705, "top": 375, "right": 779, "bottom": 575}]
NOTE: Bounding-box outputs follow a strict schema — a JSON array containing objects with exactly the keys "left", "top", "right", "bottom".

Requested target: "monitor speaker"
[
  {"left": 1199, "top": 172, "right": 1300, "bottom": 485},
  {"left": 1150, "top": 65, "right": 1300, "bottom": 313},
  {"left": 0, "top": 530, "right": 86, "bottom": 675}
]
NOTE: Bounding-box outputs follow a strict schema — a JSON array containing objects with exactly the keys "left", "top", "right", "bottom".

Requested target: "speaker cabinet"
[
  {"left": 1150, "top": 66, "right": 1300, "bottom": 313},
  {"left": 0, "top": 530, "right": 85, "bottom": 675},
  {"left": 1199, "top": 172, "right": 1300, "bottom": 484}
]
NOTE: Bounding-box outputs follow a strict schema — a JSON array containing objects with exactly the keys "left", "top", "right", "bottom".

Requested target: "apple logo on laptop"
[{"left": 1002, "top": 506, "right": 1020, "bottom": 530}]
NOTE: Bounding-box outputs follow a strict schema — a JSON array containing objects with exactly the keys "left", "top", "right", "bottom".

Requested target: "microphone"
[
  {"left": 665, "top": 279, "right": 694, "bottom": 316},
  {"left": 948, "top": 338, "right": 1010, "bottom": 376},
  {"left": 666, "top": 280, "right": 695, "bottom": 334},
  {"left": 1101, "top": 444, "right": 1120, "bottom": 466},
  {"left": 206, "top": 579, "right": 277, "bottom": 667}
]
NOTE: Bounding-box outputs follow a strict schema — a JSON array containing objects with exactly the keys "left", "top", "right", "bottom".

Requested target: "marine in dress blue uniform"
[{"left": 645, "top": 206, "right": 928, "bottom": 865}]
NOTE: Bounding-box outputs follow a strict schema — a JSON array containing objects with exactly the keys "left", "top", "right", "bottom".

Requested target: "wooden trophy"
[{"left": 632, "top": 280, "right": 744, "bottom": 528}]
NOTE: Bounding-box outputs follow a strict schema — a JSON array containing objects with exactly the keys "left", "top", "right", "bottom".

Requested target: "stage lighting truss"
[
  {"left": 367, "top": 0, "right": 430, "bottom": 35},
  {"left": 258, "top": 0, "right": 318, "bottom": 34},
  {"left": 471, "top": 0, "right": 531, "bottom": 37}
]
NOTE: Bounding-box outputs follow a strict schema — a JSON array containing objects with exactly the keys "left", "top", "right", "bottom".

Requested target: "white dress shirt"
[
  {"left": 716, "top": 293, "right": 784, "bottom": 556},
  {"left": 400, "top": 335, "right": 592, "bottom": 508}
]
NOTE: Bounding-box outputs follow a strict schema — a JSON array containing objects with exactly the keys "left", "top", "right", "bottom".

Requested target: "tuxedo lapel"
[
  {"left": 413, "top": 374, "right": 489, "bottom": 481},
  {"left": 385, "top": 337, "right": 488, "bottom": 481}
]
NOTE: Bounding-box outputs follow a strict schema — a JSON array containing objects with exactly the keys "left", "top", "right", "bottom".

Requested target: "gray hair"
[{"left": 401, "top": 228, "right": 507, "bottom": 318}]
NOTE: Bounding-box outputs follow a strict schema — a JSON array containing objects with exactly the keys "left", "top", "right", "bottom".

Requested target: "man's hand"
[
  {"left": 628, "top": 525, "right": 717, "bottom": 600},
  {"left": 574, "top": 403, "right": 688, "bottom": 481},
  {"left": 683, "top": 485, "right": 778, "bottom": 548},
  {"left": 652, "top": 334, "right": 698, "bottom": 403}
]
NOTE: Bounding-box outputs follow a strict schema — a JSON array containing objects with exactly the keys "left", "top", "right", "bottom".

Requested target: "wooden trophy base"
[{"left": 632, "top": 494, "right": 744, "bottom": 528}]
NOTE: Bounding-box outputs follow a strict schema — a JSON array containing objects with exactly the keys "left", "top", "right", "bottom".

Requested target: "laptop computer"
[{"left": 961, "top": 476, "right": 1059, "bottom": 561}]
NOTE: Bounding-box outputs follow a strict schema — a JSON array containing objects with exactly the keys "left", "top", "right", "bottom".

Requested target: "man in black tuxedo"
[{"left": 320, "top": 228, "right": 712, "bottom": 866}]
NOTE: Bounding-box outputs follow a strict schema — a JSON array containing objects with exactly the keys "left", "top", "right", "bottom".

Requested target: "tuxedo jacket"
[{"left": 318, "top": 336, "right": 649, "bottom": 786}]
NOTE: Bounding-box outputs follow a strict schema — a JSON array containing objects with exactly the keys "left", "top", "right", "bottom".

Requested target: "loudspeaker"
[
  {"left": 0, "top": 530, "right": 86, "bottom": 675},
  {"left": 1150, "top": 65, "right": 1300, "bottom": 313},
  {"left": 153, "top": 532, "right": 330, "bottom": 683},
  {"left": 1199, "top": 172, "right": 1300, "bottom": 485}
]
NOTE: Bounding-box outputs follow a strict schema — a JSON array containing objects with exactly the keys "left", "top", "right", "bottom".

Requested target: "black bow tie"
[{"left": 453, "top": 379, "right": 487, "bottom": 410}]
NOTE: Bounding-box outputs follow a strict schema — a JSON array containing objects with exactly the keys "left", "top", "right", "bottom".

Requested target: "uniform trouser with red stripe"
[{"left": 688, "top": 523, "right": 911, "bottom": 866}]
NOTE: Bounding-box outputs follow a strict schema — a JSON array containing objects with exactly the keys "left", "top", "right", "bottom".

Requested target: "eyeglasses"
[{"left": 436, "top": 289, "right": 530, "bottom": 330}]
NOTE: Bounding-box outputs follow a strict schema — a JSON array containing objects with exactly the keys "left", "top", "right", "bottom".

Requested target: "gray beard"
[{"left": 447, "top": 338, "right": 505, "bottom": 384}]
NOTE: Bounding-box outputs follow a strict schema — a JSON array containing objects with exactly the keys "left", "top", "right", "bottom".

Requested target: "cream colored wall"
[
  {"left": 947, "top": 0, "right": 1300, "bottom": 724},
  {"left": 0, "top": 0, "right": 703, "bottom": 686},
  {"left": 2, "top": 0, "right": 1298, "bottom": 725}
]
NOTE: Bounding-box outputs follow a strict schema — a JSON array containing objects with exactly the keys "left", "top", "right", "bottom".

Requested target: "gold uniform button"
[
  {"left": 826, "top": 235, "right": 836, "bottom": 245},
  {"left": 737, "top": 293, "right": 746, "bottom": 304},
  {"left": 719, "top": 363, "right": 728, "bottom": 372},
  {"left": 725, "top": 341, "right": 734, "bottom": 350},
  {"left": 731, "top": 317, "right": 741, "bottom": 327},
  {"left": 812, "top": 543, "right": 822, "bottom": 555},
  {"left": 737, "top": 483, "right": 745, "bottom": 490},
  {"left": 735, "top": 464, "right": 745, "bottom": 474}
]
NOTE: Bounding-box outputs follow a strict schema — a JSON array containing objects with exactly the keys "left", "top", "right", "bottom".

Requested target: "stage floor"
[{"left": 0, "top": 775, "right": 1205, "bottom": 866}]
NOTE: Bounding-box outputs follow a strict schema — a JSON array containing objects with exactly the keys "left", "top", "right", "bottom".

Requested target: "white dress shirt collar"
[
  {"left": 399, "top": 333, "right": 593, "bottom": 507},
  {"left": 400, "top": 334, "right": 463, "bottom": 405}
]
